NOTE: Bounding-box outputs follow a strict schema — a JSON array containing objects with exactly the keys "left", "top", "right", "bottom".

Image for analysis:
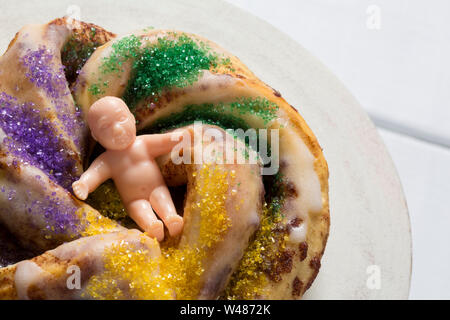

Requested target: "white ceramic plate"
[{"left": 0, "top": 0, "right": 412, "bottom": 299}]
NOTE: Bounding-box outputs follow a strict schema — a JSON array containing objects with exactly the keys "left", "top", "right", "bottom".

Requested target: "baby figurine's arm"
[
  {"left": 143, "top": 128, "right": 193, "bottom": 157},
  {"left": 72, "top": 153, "right": 112, "bottom": 200}
]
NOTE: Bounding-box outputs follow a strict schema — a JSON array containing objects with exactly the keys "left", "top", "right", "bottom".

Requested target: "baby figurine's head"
[{"left": 88, "top": 96, "right": 136, "bottom": 150}]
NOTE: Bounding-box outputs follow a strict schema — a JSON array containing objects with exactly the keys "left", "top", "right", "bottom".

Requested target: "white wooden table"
[{"left": 225, "top": 0, "right": 450, "bottom": 299}]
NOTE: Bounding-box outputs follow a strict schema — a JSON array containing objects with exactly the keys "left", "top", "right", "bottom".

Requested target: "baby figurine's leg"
[
  {"left": 126, "top": 199, "right": 164, "bottom": 241},
  {"left": 149, "top": 185, "right": 184, "bottom": 237}
]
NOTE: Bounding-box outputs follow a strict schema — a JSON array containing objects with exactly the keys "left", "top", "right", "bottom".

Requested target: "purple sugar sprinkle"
[
  {"left": 0, "top": 92, "right": 78, "bottom": 188},
  {"left": 0, "top": 180, "right": 80, "bottom": 236},
  {"left": 7, "top": 190, "right": 16, "bottom": 201},
  {"left": 21, "top": 46, "right": 68, "bottom": 100},
  {"left": 21, "top": 46, "right": 86, "bottom": 151},
  {"left": 16, "top": 186, "right": 80, "bottom": 235},
  {"left": 0, "top": 48, "right": 90, "bottom": 237},
  {"left": 32, "top": 193, "right": 79, "bottom": 235}
]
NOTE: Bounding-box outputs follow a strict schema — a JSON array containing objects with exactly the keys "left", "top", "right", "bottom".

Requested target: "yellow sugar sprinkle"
[
  {"left": 77, "top": 207, "right": 118, "bottom": 237},
  {"left": 195, "top": 164, "right": 231, "bottom": 248},
  {"left": 85, "top": 242, "right": 166, "bottom": 299},
  {"left": 84, "top": 164, "right": 233, "bottom": 299},
  {"left": 223, "top": 203, "right": 285, "bottom": 300}
]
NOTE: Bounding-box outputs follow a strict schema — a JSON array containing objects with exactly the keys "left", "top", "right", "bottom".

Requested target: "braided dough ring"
[{"left": 0, "top": 19, "right": 329, "bottom": 300}]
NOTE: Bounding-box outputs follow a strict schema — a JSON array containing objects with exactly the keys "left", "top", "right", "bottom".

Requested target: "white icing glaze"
[
  {"left": 136, "top": 71, "right": 240, "bottom": 129},
  {"left": 278, "top": 119, "right": 323, "bottom": 225},
  {"left": 288, "top": 223, "right": 307, "bottom": 243},
  {"left": 0, "top": 128, "right": 7, "bottom": 141},
  {"left": 49, "top": 232, "right": 123, "bottom": 261},
  {"left": 49, "top": 230, "right": 159, "bottom": 261},
  {"left": 14, "top": 260, "right": 45, "bottom": 300}
]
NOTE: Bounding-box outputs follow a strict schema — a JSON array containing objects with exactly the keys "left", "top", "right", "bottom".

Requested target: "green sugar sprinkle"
[
  {"left": 61, "top": 34, "right": 100, "bottom": 84},
  {"left": 100, "top": 35, "right": 143, "bottom": 74},
  {"left": 228, "top": 97, "right": 278, "bottom": 124},
  {"left": 213, "top": 56, "right": 235, "bottom": 73},
  {"left": 90, "top": 27, "right": 97, "bottom": 38},
  {"left": 89, "top": 34, "right": 219, "bottom": 107},
  {"left": 87, "top": 35, "right": 143, "bottom": 96},
  {"left": 141, "top": 105, "right": 250, "bottom": 134},
  {"left": 88, "top": 83, "right": 102, "bottom": 95},
  {"left": 123, "top": 36, "right": 217, "bottom": 107},
  {"left": 141, "top": 97, "right": 278, "bottom": 136}
]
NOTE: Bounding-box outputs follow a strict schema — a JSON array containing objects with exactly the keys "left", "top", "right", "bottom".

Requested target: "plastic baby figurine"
[{"left": 72, "top": 96, "right": 188, "bottom": 241}]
